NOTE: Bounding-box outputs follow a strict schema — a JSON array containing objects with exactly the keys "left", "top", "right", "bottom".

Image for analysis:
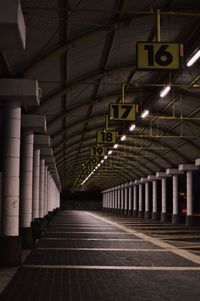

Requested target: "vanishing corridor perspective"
[{"left": 0, "top": 0, "right": 200, "bottom": 300}]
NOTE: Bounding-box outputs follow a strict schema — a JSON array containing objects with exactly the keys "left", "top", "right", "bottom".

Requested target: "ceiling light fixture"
[
  {"left": 187, "top": 49, "right": 200, "bottom": 67},
  {"left": 129, "top": 124, "right": 136, "bottom": 131},
  {"left": 104, "top": 155, "right": 108, "bottom": 160},
  {"left": 113, "top": 143, "right": 119, "bottom": 149},
  {"left": 121, "top": 135, "right": 126, "bottom": 141},
  {"left": 108, "top": 150, "right": 112, "bottom": 155},
  {"left": 141, "top": 109, "right": 149, "bottom": 118},
  {"left": 160, "top": 85, "right": 171, "bottom": 98}
]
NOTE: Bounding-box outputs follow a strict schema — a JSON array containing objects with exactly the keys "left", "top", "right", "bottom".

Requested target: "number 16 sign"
[{"left": 137, "top": 42, "right": 183, "bottom": 70}]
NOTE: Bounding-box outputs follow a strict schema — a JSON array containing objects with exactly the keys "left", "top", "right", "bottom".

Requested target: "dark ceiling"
[{"left": 1, "top": 0, "right": 200, "bottom": 191}]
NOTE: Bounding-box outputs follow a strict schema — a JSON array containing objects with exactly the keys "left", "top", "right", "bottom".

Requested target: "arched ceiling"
[{"left": 1, "top": 0, "right": 200, "bottom": 191}]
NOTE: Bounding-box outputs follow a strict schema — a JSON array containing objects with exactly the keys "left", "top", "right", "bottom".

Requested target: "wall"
[{"left": 61, "top": 199, "right": 102, "bottom": 211}]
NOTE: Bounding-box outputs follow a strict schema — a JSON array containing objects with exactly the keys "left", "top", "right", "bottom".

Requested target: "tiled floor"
[{"left": 1, "top": 210, "right": 200, "bottom": 301}]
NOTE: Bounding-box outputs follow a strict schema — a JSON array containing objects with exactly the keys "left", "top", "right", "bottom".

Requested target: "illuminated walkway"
[{"left": 1, "top": 210, "right": 200, "bottom": 301}]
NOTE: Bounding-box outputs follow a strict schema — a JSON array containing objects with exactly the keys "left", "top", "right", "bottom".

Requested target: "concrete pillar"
[
  {"left": 49, "top": 174, "right": 54, "bottom": 212},
  {"left": 34, "top": 135, "right": 51, "bottom": 220},
  {"left": 138, "top": 182, "right": 144, "bottom": 218},
  {"left": 179, "top": 164, "right": 198, "bottom": 226},
  {"left": 20, "top": 130, "right": 35, "bottom": 249},
  {"left": 39, "top": 158, "right": 45, "bottom": 218},
  {"left": 161, "top": 178, "right": 167, "bottom": 222},
  {"left": 0, "top": 102, "right": 21, "bottom": 266},
  {"left": 112, "top": 188, "right": 115, "bottom": 212},
  {"left": 133, "top": 182, "right": 138, "bottom": 217},
  {"left": 102, "top": 191, "right": 105, "bottom": 208},
  {"left": 108, "top": 189, "right": 111, "bottom": 210},
  {"left": 166, "top": 169, "right": 183, "bottom": 224},
  {"left": 114, "top": 187, "right": 117, "bottom": 212},
  {"left": 148, "top": 175, "right": 159, "bottom": 220},
  {"left": 156, "top": 172, "right": 170, "bottom": 223},
  {"left": 47, "top": 172, "right": 52, "bottom": 212},
  {"left": 120, "top": 184, "right": 124, "bottom": 214},
  {"left": 103, "top": 190, "right": 106, "bottom": 209},
  {"left": 0, "top": 78, "right": 39, "bottom": 267},
  {"left": 128, "top": 182, "right": 133, "bottom": 215},
  {"left": 21, "top": 114, "right": 46, "bottom": 245},
  {"left": 172, "top": 175, "right": 178, "bottom": 223},
  {"left": 124, "top": 184, "right": 128, "bottom": 215},
  {"left": 32, "top": 149, "right": 40, "bottom": 219},
  {"left": 141, "top": 178, "right": 151, "bottom": 219},
  {"left": 105, "top": 189, "right": 108, "bottom": 209},
  {"left": 44, "top": 166, "right": 48, "bottom": 216},
  {"left": 187, "top": 171, "right": 192, "bottom": 216},
  {"left": 109, "top": 188, "right": 112, "bottom": 211},
  {"left": 152, "top": 180, "right": 158, "bottom": 220},
  {"left": 117, "top": 186, "right": 121, "bottom": 213}
]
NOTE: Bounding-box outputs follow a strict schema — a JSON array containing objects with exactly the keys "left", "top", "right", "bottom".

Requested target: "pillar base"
[
  {"left": 161, "top": 213, "right": 168, "bottom": 223},
  {"left": 31, "top": 219, "right": 42, "bottom": 239},
  {"left": 145, "top": 211, "right": 151, "bottom": 219},
  {"left": 186, "top": 215, "right": 194, "bottom": 227},
  {"left": 21, "top": 227, "right": 35, "bottom": 249},
  {"left": 138, "top": 211, "right": 144, "bottom": 218},
  {"left": 152, "top": 212, "right": 160, "bottom": 221},
  {"left": 0, "top": 236, "right": 21, "bottom": 267},
  {"left": 53, "top": 208, "right": 57, "bottom": 216},
  {"left": 48, "top": 211, "right": 54, "bottom": 222},
  {"left": 172, "top": 214, "right": 180, "bottom": 224},
  {"left": 133, "top": 210, "right": 138, "bottom": 217},
  {"left": 128, "top": 210, "right": 133, "bottom": 216},
  {"left": 120, "top": 209, "right": 124, "bottom": 215},
  {"left": 124, "top": 209, "right": 128, "bottom": 216}
]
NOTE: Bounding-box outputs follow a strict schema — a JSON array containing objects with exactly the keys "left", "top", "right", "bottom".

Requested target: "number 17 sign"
[{"left": 137, "top": 42, "right": 183, "bottom": 70}]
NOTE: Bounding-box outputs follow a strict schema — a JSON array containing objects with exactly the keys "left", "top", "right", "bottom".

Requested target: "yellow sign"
[
  {"left": 90, "top": 146, "right": 107, "bottom": 157},
  {"left": 137, "top": 42, "right": 183, "bottom": 70},
  {"left": 109, "top": 103, "right": 136, "bottom": 121},
  {"left": 97, "top": 130, "right": 117, "bottom": 144}
]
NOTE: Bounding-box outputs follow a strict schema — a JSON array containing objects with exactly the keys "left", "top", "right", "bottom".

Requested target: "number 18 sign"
[
  {"left": 96, "top": 130, "right": 117, "bottom": 145},
  {"left": 137, "top": 42, "right": 183, "bottom": 70}
]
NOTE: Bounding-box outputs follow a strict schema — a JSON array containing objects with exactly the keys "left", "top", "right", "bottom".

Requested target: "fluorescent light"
[
  {"left": 187, "top": 49, "right": 200, "bottom": 67},
  {"left": 129, "top": 124, "right": 136, "bottom": 131},
  {"left": 97, "top": 163, "right": 100, "bottom": 167},
  {"left": 113, "top": 144, "right": 118, "bottom": 149},
  {"left": 108, "top": 150, "right": 112, "bottom": 155},
  {"left": 101, "top": 159, "right": 104, "bottom": 163},
  {"left": 160, "top": 86, "right": 171, "bottom": 98},
  {"left": 141, "top": 109, "right": 149, "bottom": 118},
  {"left": 121, "top": 135, "right": 126, "bottom": 141},
  {"left": 104, "top": 155, "right": 108, "bottom": 160}
]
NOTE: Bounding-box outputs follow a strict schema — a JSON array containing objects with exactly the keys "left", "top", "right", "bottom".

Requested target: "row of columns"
[
  {"left": 0, "top": 1, "right": 61, "bottom": 267},
  {"left": 0, "top": 107, "right": 61, "bottom": 267},
  {"left": 102, "top": 162, "right": 200, "bottom": 226}
]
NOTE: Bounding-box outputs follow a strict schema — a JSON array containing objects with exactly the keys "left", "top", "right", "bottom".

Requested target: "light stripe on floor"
[
  {"left": 47, "top": 231, "right": 125, "bottom": 234},
  {"left": 37, "top": 247, "right": 166, "bottom": 252},
  {"left": 41, "top": 238, "right": 143, "bottom": 241},
  {"left": 155, "top": 235, "right": 200, "bottom": 239},
  {"left": 87, "top": 212, "right": 200, "bottom": 264},
  {"left": 23, "top": 265, "right": 200, "bottom": 271}
]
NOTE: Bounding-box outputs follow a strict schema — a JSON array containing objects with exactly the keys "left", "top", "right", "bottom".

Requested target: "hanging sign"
[
  {"left": 86, "top": 156, "right": 101, "bottom": 171},
  {"left": 97, "top": 130, "right": 117, "bottom": 144},
  {"left": 109, "top": 103, "right": 137, "bottom": 121},
  {"left": 90, "top": 146, "right": 107, "bottom": 157},
  {"left": 137, "top": 42, "right": 183, "bottom": 70}
]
